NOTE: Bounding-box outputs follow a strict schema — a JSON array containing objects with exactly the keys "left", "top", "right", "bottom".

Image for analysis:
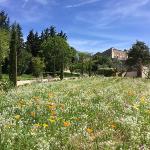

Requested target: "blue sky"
[{"left": 0, "top": 0, "right": 150, "bottom": 53}]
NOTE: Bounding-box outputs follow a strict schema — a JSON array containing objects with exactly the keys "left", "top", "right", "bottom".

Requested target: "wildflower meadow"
[{"left": 0, "top": 77, "right": 150, "bottom": 149}]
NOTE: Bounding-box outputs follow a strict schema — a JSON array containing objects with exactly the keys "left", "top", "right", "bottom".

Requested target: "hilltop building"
[{"left": 102, "top": 47, "right": 128, "bottom": 60}]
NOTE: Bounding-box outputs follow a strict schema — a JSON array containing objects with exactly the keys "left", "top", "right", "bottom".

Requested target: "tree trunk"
[
  {"left": 9, "top": 27, "right": 17, "bottom": 86},
  {"left": 53, "top": 57, "right": 56, "bottom": 78},
  {"left": 137, "top": 59, "right": 142, "bottom": 78},
  {"left": 0, "top": 61, "right": 2, "bottom": 80},
  {"left": 81, "top": 58, "right": 84, "bottom": 76},
  {"left": 88, "top": 57, "right": 92, "bottom": 77},
  {"left": 60, "top": 52, "right": 64, "bottom": 80}
]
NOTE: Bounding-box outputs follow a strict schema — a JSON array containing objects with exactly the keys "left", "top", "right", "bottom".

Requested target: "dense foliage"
[
  {"left": 125, "top": 41, "right": 150, "bottom": 77},
  {"left": 0, "top": 11, "right": 9, "bottom": 79}
]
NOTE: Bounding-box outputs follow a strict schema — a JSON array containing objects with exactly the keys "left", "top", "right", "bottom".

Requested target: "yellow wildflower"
[
  {"left": 128, "top": 91, "right": 134, "bottom": 96},
  {"left": 15, "top": 115, "right": 21, "bottom": 120},
  {"left": 30, "top": 112, "right": 36, "bottom": 117},
  {"left": 50, "top": 116, "right": 56, "bottom": 120},
  {"left": 64, "top": 121, "right": 71, "bottom": 127},
  {"left": 49, "top": 119, "right": 56, "bottom": 123},
  {"left": 51, "top": 111, "right": 57, "bottom": 116},
  {"left": 33, "top": 123, "right": 40, "bottom": 128},
  {"left": 86, "top": 128, "right": 93, "bottom": 134},
  {"left": 48, "top": 103, "right": 56, "bottom": 110},
  {"left": 140, "top": 96, "right": 146, "bottom": 104},
  {"left": 133, "top": 104, "right": 139, "bottom": 110},
  {"left": 48, "top": 93, "right": 53, "bottom": 98},
  {"left": 17, "top": 99, "right": 26, "bottom": 108},
  {"left": 43, "top": 123, "right": 48, "bottom": 128},
  {"left": 146, "top": 109, "right": 150, "bottom": 114},
  {"left": 4, "top": 124, "right": 12, "bottom": 129},
  {"left": 74, "top": 117, "right": 81, "bottom": 121},
  {"left": 111, "top": 123, "right": 116, "bottom": 129},
  {"left": 33, "top": 96, "right": 39, "bottom": 101}
]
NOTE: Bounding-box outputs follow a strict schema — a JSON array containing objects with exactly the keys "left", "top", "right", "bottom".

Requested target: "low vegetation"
[{"left": 1, "top": 77, "right": 150, "bottom": 149}]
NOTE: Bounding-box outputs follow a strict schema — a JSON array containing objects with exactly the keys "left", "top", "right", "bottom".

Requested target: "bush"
[
  {"left": 0, "top": 80, "right": 13, "bottom": 91},
  {"left": 97, "top": 68, "right": 116, "bottom": 77},
  {"left": 31, "top": 57, "right": 45, "bottom": 77}
]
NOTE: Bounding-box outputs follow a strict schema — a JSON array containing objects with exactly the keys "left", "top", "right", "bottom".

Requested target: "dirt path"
[{"left": 17, "top": 77, "right": 79, "bottom": 86}]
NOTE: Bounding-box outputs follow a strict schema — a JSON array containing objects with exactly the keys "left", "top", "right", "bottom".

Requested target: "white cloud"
[
  {"left": 68, "top": 38, "right": 131, "bottom": 52},
  {"left": 75, "top": 0, "right": 150, "bottom": 29},
  {"left": 23, "top": 0, "right": 56, "bottom": 7},
  {"left": 66, "top": 0, "right": 100, "bottom": 8}
]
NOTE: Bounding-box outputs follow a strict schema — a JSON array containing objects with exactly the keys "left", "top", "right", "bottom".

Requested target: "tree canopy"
[{"left": 126, "top": 41, "right": 150, "bottom": 67}]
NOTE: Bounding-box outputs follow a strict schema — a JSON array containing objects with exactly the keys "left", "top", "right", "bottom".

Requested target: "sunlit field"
[{"left": 0, "top": 77, "right": 150, "bottom": 149}]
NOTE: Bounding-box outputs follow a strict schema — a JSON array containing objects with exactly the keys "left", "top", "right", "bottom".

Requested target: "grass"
[
  {"left": 2, "top": 74, "right": 35, "bottom": 81},
  {"left": 0, "top": 77, "right": 150, "bottom": 149}
]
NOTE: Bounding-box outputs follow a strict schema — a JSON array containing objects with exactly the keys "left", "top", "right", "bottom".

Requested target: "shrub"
[
  {"left": 0, "top": 80, "right": 13, "bottom": 91},
  {"left": 31, "top": 57, "right": 45, "bottom": 77},
  {"left": 97, "top": 68, "right": 116, "bottom": 77}
]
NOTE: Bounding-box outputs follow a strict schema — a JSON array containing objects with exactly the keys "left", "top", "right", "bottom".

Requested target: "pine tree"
[
  {"left": 0, "top": 11, "right": 9, "bottom": 30},
  {"left": 26, "top": 30, "right": 40, "bottom": 57},
  {"left": 9, "top": 23, "right": 17, "bottom": 86},
  {"left": 43, "top": 28, "right": 49, "bottom": 41},
  {"left": 57, "top": 30, "right": 67, "bottom": 40},
  {"left": 49, "top": 26, "right": 56, "bottom": 37},
  {"left": 33, "top": 32, "right": 41, "bottom": 57},
  {"left": 26, "top": 30, "right": 34, "bottom": 53}
]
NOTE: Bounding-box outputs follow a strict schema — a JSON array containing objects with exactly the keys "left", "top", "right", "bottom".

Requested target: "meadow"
[{"left": 0, "top": 77, "right": 150, "bottom": 149}]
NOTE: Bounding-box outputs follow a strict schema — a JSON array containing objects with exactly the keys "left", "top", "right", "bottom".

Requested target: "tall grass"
[{"left": 0, "top": 77, "right": 150, "bottom": 149}]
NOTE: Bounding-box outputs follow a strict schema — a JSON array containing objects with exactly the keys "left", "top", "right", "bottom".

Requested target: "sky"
[{"left": 0, "top": 0, "right": 150, "bottom": 53}]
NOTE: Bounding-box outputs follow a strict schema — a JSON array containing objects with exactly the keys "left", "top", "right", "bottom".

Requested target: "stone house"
[{"left": 102, "top": 47, "right": 128, "bottom": 61}]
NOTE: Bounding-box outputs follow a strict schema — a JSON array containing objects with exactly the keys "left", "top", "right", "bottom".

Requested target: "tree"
[
  {"left": 17, "top": 49, "right": 32, "bottom": 75},
  {"left": 16, "top": 24, "right": 26, "bottom": 75},
  {"left": 26, "top": 30, "right": 40, "bottom": 57},
  {"left": 9, "top": 24, "right": 18, "bottom": 86},
  {"left": 31, "top": 57, "right": 45, "bottom": 77},
  {"left": 0, "top": 11, "right": 9, "bottom": 79},
  {"left": 126, "top": 41, "right": 150, "bottom": 77},
  {"left": 0, "top": 30, "right": 9, "bottom": 79},
  {"left": 78, "top": 52, "right": 90, "bottom": 76},
  {"left": 87, "top": 54, "right": 92, "bottom": 77},
  {"left": 41, "top": 36, "right": 71, "bottom": 79},
  {"left": 49, "top": 26, "right": 56, "bottom": 37},
  {"left": 69, "top": 47, "right": 78, "bottom": 75},
  {"left": 57, "top": 30, "right": 67, "bottom": 40},
  {"left": 0, "top": 11, "right": 9, "bottom": 29}
]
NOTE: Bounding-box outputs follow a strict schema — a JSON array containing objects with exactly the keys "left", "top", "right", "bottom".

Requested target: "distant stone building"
[{"left": 102, "top": 47, "right": 128, "bottom": 60}]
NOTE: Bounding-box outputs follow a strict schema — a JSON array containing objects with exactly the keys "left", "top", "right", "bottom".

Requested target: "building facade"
[{"left": 102, "top": 47, "right": 128, "bottom": 60}]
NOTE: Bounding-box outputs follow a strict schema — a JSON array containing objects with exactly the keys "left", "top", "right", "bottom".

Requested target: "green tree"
[
  {"left": 49, "top": 26, "right": 56, "bottom": 37},
  {"left": 0, "top": 11, "right": 9, "bottom": 29},
  {"left": 0, "top": 30, "right": 9, "bottom": 79},
  {"left": 17, "top": 49, "right": 32, "bottom": 74},
  {"left": 9, "top": 23, "right": 18, "bottom": 86},
  {"left": 16, "top": 24, "right": 26, "bottom": 75},
  {"left": 57, "top": 30, "right": 67, "bottom": 40},
  {"left": 126, "top": 41, "right": 150, "bottom": 77},
  {"left": 41, "top": 36, "right": 71, "bottom": 80},
  {"left": 31, "top": 57, "right": 45, "bottom": 77},
  {"left": 26, "top": 30, "right": 41, "bottom": 57},
  {"left": 78, "top": 52, "right": 90, "bottom": 76},
  {"left": 69, "top": 47, "right": 78, "bottom": 75},
  {"left": 0, "top": 11, "right": 9, "bottom": 79}
]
